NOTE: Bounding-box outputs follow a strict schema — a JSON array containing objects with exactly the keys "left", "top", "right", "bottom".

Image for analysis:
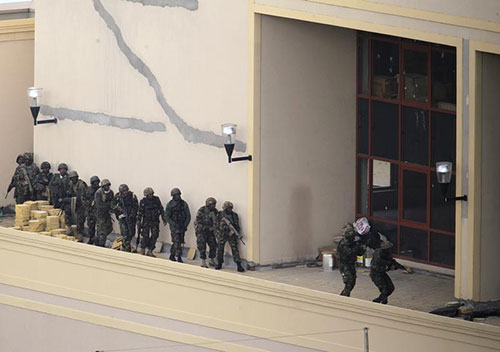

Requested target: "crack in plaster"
[
  {"left": 120, "top": 0, "right": 198, "bottom": 10},
  {"left": 93, "top": 0, "right": 246, "bottom": 152},
  {"left": 41, "top": 105, "right": 167, "bottom": 133}
]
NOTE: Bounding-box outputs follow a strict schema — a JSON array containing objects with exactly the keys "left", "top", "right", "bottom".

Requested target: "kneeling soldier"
[
  {"left": 164, "top": 188, "right": 190, "bottom": 263},
  {"left": 137, "top": 187, "right": 166, "bottom": 257},
  {"left": 112, "top": 184, "right": 138, "bottom": 252},
  {"left": 215, "top": 201, "right": 245, "bottom": 272},
  {"left": 194, "top": 197, "right": 218, "bottom": 268}
]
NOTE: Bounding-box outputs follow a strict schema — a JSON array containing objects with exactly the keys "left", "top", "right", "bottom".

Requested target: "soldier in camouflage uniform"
[
  {"left": 370, "top": 241, "right": 396, "bottom": 304},
  {"left": 194, "top": 197, "right": 218, "bottom": 268},
  {"left": 136, "top": 187, "right": 165, "bottom": 257},
  {"left": 111, "top": 184, "right": 138, "bottom": 252},
  {"left": 65, "top": 171, "right": 88, "bottom": 241},
  {"left": 215, "top": 201, "right": 245, "bottom": 272},
  {"left": 12, "top": 153, "right": 38, "bottom": 203},
  {"left": 164, "top": 188, "right": 190, "bottom": 263},
  {"left": 85, "top": 176, "right": 100, "bottom": 245},
  {"left": 94, "top": 179, "right": 114, "bottom": 247},
  {"left": 6, "top": 154, "right": 24, "bottom": 203},
  {"left": 337, "top": 223, "right": 366, "bottom": 297},
  {"left": 34, "top": 161, "right": 53, "bottom": 201},
  {"left": 23, "top": 153, "right": 39, "bottom": 197},
  {"left": 48, "top": 163, "right": 70, "bottom": 209}
]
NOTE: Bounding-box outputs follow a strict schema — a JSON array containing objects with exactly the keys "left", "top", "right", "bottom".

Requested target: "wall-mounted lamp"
[
  {"left": 221, "top": 123, "right": 252, "bottom": 163},
  {"left": 436, "top": 161, "right": 467, "bottom": 202},
  {"left": 27, "top": 87, "right": 57, "bottom": 125}
]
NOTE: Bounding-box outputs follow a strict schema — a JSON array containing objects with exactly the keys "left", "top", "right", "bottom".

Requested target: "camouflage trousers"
[
  {"left": 170, "top": 231, "right": 185, "bottom": 256},
  {"left": 140, "top": 222, "right": 159, "bottom": 250},
  {"left": 96, "top": 215, "right": 112, "bottom": 247},
  {"left": 15, "top": 186, "right": 32, "bottom": 204},
  {"left": 370, "top": 271, "right": 395, "bottom": 299},
  {"left": 118, "top": 217, "right": 136, "bottom": 252},
  {"left": 86, "top": 211, "right": 97, "bottom": 244},
  {"left": 339, "top": 263, "right": 357, "bottom": 297},
  {"left": 64, "top": 205, "right": 86, "bottom": 237},
  {"left": 196, "top": 231, "right": 217, "bottom": 259},
  {"left": 216, "top": 234, "right": 241, "bottom": 264}
]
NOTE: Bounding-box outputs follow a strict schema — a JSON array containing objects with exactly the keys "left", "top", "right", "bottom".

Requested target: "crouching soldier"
[
  {"left": 370, "top": 241, "right": 396, "bottom": 304},
  {"left": 65, "top": 171, "right": 88, "bottom": 241},
  {"left": 111, "top": 184, "right": 138, "bottom": 252},
  {"left": 337, "top": 223, "right": 366, "bottom": 297},
  {"left": 215, "top": 201, "right": 245, "bottom": 272},
  {"left": 86, "top": 176, "right": 100, "bottom": 245},
  {"left": 194, "top": 197, "right": 218, "bottom": 268},
  {"left": 34, "top": 161, "right": 53, "bottom": 201},
  {"left": 164, "top": 188, "right": 190, "bottom": 262},
  {"left": 95, "top": 179, "right": 114, "bottom": 247},
  {"left": 136, "top": 187, "right": 165, "bottom": 257}
]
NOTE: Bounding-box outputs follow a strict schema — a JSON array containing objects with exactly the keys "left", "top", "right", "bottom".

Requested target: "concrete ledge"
[{"left": 0, "top": 227, "right": 498, "bottom": 351}]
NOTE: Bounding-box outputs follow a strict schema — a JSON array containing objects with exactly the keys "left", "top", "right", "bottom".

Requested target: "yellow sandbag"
[
  {"left": 15, "top": 219, "right": 29, "bottom": 227},
  {"left": 35, "top": 200, "right": 49, "bottom": 206},
  {"left": 22, "top": 225, "right": 30, "bottom": 231},
  {"left": 24, "top": 200, "right": 39, "bottom": 211},
  {"left": 15, "top": 204, "right": 30, "bottom": 218},
  {"left": 28, "top": 220, "right": 45, "bottom": 232},
  {"left": 51, "top": 228, "right": 67, "bottom": 235},
  {"left": 48, "top": 209, "right": 63, "bottom": 216},
  {"left": 53, "top": 234, "right": 68, "bottom": 240},
  {"left": 40, "top": 205, "right": 54, "bottom": 212},
  {"left": 31, "top": 210, "right": 48, "bottom": 220},
  {"left": 40, "top": 231, "right": 52, "bottom": 236},
  {"left": 46, "top": 216, "right": 60, "bottom": 231}
]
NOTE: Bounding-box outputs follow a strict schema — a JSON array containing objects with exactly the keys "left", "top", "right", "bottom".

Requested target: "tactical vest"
[
  {"left": 170, "top": 201, "right": 187, "bottom": 224},
  {"left": 143, "top": 197, "right": 161, "bottom": 221}
]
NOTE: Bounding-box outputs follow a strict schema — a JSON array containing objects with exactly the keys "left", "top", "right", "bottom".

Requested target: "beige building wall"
[
  {"left": 0, "top": 36, "right": 34, "bottom": 207},
  {"left": 33, "top": 0, "right": 249, "bottom": 254},
  {"left": 259, "top": 16, "right": 356, "bottom": 264},
  {"left": 479, "top": 52, "right": 500, "bottom": 301}
]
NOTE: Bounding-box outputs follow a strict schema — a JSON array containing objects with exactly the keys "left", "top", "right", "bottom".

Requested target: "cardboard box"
[
  {"left": 40, "top": 205, "right": 54, "bottom": 212},
  {"left": 48, "top": 208, "right": 63, "bottom": 216},
  {"left": 28, "top": 220, "right": 45, "bottom": 232},
  {"left": 15, "top": 204, "right": 31, "bottom": 218},
  {"left": 31, "top": 210, "right": 48, "bottom": 220},
  {"left": 373, "top": 75, "right": 398, "bottom": 99},
  {"left": 404, "top": 73, "right": 427, "bottom": 102},
  {"left": 46, "top": 216, "right": 60, "bottom": 231},
  {"left": 23, "top": 201, "right": 39, "bottom": 211},
  {"left": 35, "top": 200, "right": 49, "bottom": 206}
]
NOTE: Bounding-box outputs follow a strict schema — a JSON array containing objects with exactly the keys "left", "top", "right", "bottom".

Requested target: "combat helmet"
[
  {"left": 58, "top": 163, "right": 68, "bottom": 171},
  {"left": 205, "top": 197, "right": 217, "bottom": 206},
  {"left": 222, "top": 201, "right": 233, "bottom": 210},
  {"left": 341, "top": 223, "right": 356, "bottom": 239},
  {"left": 68, "top": 171, "right": 79, "bottom": 178},
  {"left": 143, "top": 187, "right": 154, "bottom": 196},
  {"left": 90, "top": 176, "right": 100, "bottom": 184},
  {"left": 23, "top": 152, "right": 33, "bottom": 161},
  {"left": 119, "top": 184, "right": 129, "bottom": 193},
  {"left": 101, "top": 179, "right": 111, "bottom": 187},
  {"left": 40, "top": 161, "right": 51, "bottom": 170},
  {"left": 170, "top": 188, "right": 181, "bottom": 196},
  {"left": 16, "top": 154, "right": 24, "bottom": 164}
]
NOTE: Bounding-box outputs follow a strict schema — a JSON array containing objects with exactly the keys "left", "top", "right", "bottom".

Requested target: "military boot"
[
  {"left": 140, "top": 247, "right": 146, "bottom": 255},
  {"left": 147, "top": 249, "right": 156, "bottom": 257},
  {"left": 77, "top": 233, "right": 84, "bottom": 243},
  {"left": 177, "top": 256, "right": 183, "bottom": 263},
  {"left": 201, "top": 259, "right": 208, "bottom": 268},
  {"left": 215, "top": 261, "right": 222, "bottom": 270},
  {"left": 237, "top": 263, "right": 245, "bottom": 272},
  {"left": 169, "top": 254, "right": 176, "bottom": 261},
  {"left": 208, "top": 258, "right": 216, "bottom": 267}
]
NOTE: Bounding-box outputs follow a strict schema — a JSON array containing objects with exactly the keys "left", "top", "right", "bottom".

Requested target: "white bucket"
[
  {"left": 365, "top": 256, "right": 372, "bottom": 268},
  {"left": 356, "top": 255, "right": 364, "bottom": 267},
  {"left": 322, "top": 253, "right": 333, "bottom": 271}
]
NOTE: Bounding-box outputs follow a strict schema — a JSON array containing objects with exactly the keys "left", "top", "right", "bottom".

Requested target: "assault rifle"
[{"left": 221, "top": 217, "right": 246, "bottom": 245}]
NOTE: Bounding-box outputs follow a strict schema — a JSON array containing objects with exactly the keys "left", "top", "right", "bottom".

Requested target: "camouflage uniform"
[
  {"left": 23, "top": 153, "right": 39, "bottom": 198},
  {"left": 34, "top": 162, "right": 53, "bottom": 201},
  {"left": 137, "top": 189, "right": 165, "bottom": 255},
  {"left": 13, "top": 153, "right": 39, "bottom": 203},
  {"left": 215, "top": 202, "right": 244, "bottom": 272},
  {"left": 6, "top": 154, "right": 24, "bottom": 203},
  {"left": 48, "top": 164, "right": 71, "bottom": 209},
  {"left": 65, "top": 171, "right": 88, "bottom": 240},
  {"left": 164, "top": 188, "right": 190, "bottom": 261},
  {"left": 111, "top": 185, "right": 138, "bottom": 252},
  {"left": 370, "top": 246, "right": 396, "bottom": 304},
  {"left": 94, "top": 180, "right": 114, "bottom": 247},
  {"left": 194, "top": 203, "right": 218, "bottom": 262},
  {"left": 337, "top": 224, "right": 365, "bottom": 297},
  {"left": 85, "top": 176, "right": 100, "bottom": 245}
]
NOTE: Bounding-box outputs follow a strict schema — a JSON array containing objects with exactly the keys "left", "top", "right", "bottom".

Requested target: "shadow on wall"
[{"left": 288, "top": 184, "right": 312, "bottom": 258}]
